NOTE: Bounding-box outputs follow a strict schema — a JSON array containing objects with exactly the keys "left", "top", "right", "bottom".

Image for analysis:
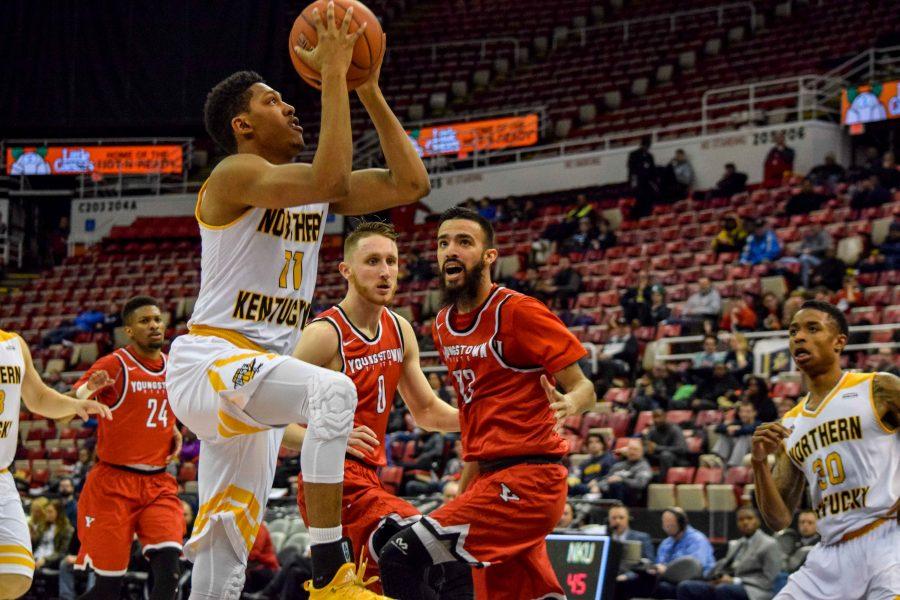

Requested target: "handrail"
[
  {"left": 390, "top": 37, "right": 521, "bottom": 65},
  {"left": 558, "top": 1, "right": 755, "bottom": 48}
]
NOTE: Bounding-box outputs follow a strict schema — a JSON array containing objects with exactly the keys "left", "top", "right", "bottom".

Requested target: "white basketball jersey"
[
  {"left": 0, "top": 331, "right": 24, "bottom": 470},
  {"left": 782, "top": 372, "right": 899, "bottom": 545},
  {"left": 188, "top": 183, "right": 329, "bottom": 355}
]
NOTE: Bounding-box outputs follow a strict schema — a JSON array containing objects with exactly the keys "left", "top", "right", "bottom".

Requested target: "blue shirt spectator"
[
  {"left": 740, "top": 220, "right": 782, "bottom": 265},
  {"left": 656, "top": 519, "right": 716, "bottom": 576}
]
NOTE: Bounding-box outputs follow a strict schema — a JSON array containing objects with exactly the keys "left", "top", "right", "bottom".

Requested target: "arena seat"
[
  {"left": 707, "top": 484, "right": 738, "bottom": 511},
  {"left": 693, "top": 467, "right": 724, "bottom": 485},
  {"left": 665, "top": 467, "right": 696, "bottom": 485},
  {"left": 676, "top": 484, "right": 707, "bottom": 511},
  {"left": 647, "top": 483, "right": 676, "bottom": 510}
]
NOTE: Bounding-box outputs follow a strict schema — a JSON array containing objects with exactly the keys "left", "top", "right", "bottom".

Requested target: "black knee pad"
[
  {"left": 147, "top": 547, "right": 182, "bottom": 600},
  {"left": 378, "top": 525, "right": 432, "bottom": 572},
  {"left": 370, "top": 516, "right": 411, "bottom": 558}
]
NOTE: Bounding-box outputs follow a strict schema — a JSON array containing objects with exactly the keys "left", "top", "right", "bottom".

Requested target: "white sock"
[{"left": 309, "top": 525, "right": 343, "bottom": 546}]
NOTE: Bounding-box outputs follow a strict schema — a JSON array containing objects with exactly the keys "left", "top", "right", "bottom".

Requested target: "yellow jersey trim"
[
  {"left": 0, "top": 330, "right": 16, "bottom": 343},
  {"left": 194, "top": 181, "right": 253, "bottom": 231},
  {"left": 188, "top": 325, "right": 268, "bottom": 353},
  {"left": 869, "top": 374, "right": 896, "bottom": 434},
  {"left": 800, "top": 372, "right": 858, "bottom": 418}
]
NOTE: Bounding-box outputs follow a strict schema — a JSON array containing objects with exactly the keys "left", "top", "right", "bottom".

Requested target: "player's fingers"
[
  {"left": 340, "top": 5, "right": 354, "bottom": 34},
  {"left": 348, "top": 436, "right": 377, "bottom": 451},
  {"left": 351, "top": 20, "right": 367, "bottom": 43},
  {"left": 540, "top": 375, "right": 556, "bottom": 398},
  {"left": 311, "top": 7, "right": 325, "bottom": 34},
  {"left": 346, "top": 446, "right": 366, "bottom": 459},
  {"left": 352, "top": 431, "right": 379, "bottom": 446},
  {"left": 769, "top": 422, "right": 791, "bottom": 437},
  {"left": 325, "top": 2, "right": 335, "bottom": 31},
  {"left": 355, "top": 425, "right": 377, "bottom": 438}
]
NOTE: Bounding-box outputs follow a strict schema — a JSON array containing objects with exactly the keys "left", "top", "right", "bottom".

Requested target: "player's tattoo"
[
  {"left": 873, "top": 372, "right": 900, "bottom": 430},
  {"left": 771, "top": 449, "right": 806, "bottom": 511}
]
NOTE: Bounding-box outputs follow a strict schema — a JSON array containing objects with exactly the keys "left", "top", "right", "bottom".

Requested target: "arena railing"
[{"left": 556, "top": 1, "right": 756, "bottom": 49}]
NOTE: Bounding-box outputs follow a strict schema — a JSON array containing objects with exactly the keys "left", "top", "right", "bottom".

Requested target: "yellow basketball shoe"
[{"left": 303, "top": 551, "right": 392, "bottom": 599}]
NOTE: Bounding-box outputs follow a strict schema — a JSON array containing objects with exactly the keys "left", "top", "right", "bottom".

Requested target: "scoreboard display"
[{"left": 546, "top": 534, "right": 621, "bottom": 600}]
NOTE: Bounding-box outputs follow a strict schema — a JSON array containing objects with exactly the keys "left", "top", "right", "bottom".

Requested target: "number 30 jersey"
[
  {"left": 74, "top": 347, "right": 173, "bottom": 469},
  {"left": 781, "top": 372, "right": 899, "bottom": 544},
  {"left": 188, "top": 183, "right": 329, "bottom": 355},
  {"left": 312, "top": 306, "right": 405, "bottom": 467}
]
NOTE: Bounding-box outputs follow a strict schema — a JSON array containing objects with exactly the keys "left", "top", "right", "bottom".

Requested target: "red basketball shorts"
[{"left": 75, "top": 463, "right": 185, "bottom": 575}]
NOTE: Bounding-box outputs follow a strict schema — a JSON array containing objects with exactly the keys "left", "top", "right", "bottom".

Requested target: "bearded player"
[
  {"left": 284, "top": 221, "right": 464, "bottom": 593},
  {"left": 0, "top": 331, "right": 110, "bottom": 600},
  {"left": 752, "top": 300, "right": 899, "bottom": 600},
  {"left": 165, "top": 3, "right": 429, "bottom": 598},
  {"left": 71, "top": 296, "right": 184, "bottom": 600},
  {"left": 377, "top": 207, "right": 597, "bottom": 600}
]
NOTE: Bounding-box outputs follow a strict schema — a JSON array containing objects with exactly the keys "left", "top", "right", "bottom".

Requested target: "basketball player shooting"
[
  {"left": 377, "top": 208, "right": 597, "bottom": 600},
  {"left": 751, "top": 300, "right": 899, "bottom": 600},
  {"left": 165, "top": 3, "right": 430, "bottom": 598}
]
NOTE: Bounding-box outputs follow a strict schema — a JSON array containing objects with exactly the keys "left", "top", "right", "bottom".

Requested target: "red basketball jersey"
[
  {"left": 75, "top": 346, "right": 173, "bottom": 468},
  {"left": 312, "top": 306, "right": 405, "bottom": 467},
  {"left": 433, "top": 286, "right": 587, "bottom": 462}
]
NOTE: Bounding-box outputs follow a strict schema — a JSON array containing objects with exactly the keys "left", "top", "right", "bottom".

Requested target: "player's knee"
[
  {"left": 377, "top": 526, "right": 432, "bottom": 573},
  {"left": 0, "top": 574, "right": 32, "bottom": 599},
  {"left": 308, "top": 371, "right": 357, "bottom": 440}
]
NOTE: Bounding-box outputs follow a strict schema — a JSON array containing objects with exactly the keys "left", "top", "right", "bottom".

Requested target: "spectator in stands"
[
  {"left": 713, "top": 401, "right": 761, "bottom": 466},
  {"left": 641, "top": 286, "right": 671, "bottom": 327},
  {"left": 869, "top": 346, "right": 900, "bottom": 377},
  {"left": 405, "top": 252, "right": 434, "bottom": 283},
  {"left": 27, "top": 497, "right": 49, "bottom": 540},
  {"left": 724, "top": 334, "right": 753, "bottom": 380},
  {"left": 834, "top": 272, "right": 862, "bottom": 313},
  {"left": 651, "top": 508, "right": 716, "bottom": 598},
  {"left": 596, "top": 318, "right": 640, "bottom": 389},
  {"left": 595, "top": 439, "right": 652, "bottom": 505},
  {"left": 809, "top": 247, "right": 846, "bottom": 291},
  {"left": 633, "top": 364, "right": 679, "bottom": 412},
  {"left": 629, "top": 136, "right": 660, "bottom": 218},
  {"left": 850, "top": 174, "right": 891, "bottom": 215},
  {"left": 71, "top": 447, "right": 93, "bottom": 490},
  {"left": 741, "top": 376, "right": 777, "bottom": 423},
  {"left": 556, "top": 502, "right": 576, "bottom": 530},
  {"left": 622, "top": 270, "right": 654, "bottom": 323},
  {"left": 498, "top": 196, "right": 535, "bottom": 223},
  {"left": 780, "top": 222, "right": 833, "bottom": 288},
  {"left": 596, "top": 218, "right": 618, "bottom": 251},
  {"left": 740, "top": 219, "right": 782, "bottom": 266},
  {"left": 784, "top": 178, "right": 829, "bottom": 216},
  {"left": 878, "top": 151, "right": 900, "bottom": 190},
  {"left": 864, "top": 220, "right": 900, "bottom": 272},
  {"left": 712, "top": 214, "right": 748, "bottom": 255},
  {"left": 570, "top": 434, "right": 617, "bottom": 496},
  {"left": 179, "top": 428, "right": 200, "bottom": 464},
  {"left": 565, "top": 216, "right": 600, "bottom": 253},
  {"left": 775, "top": 397, "right": 797, "bottom": 420},
  {"left": 181, "top": 500, "right": 195, "bottom": 538},
  {"left": 245, "top": 522, "right": 280, "bottom": 593},
  {"left": 783, "top": 510, "right": 820, "bottom": 574},
  {"left": 683, "top": 278, "right": 723, "bottom": 334},
  {"left": 102, "top": 302, "right": 122, "bottom": 334},
  {"left": 763, "top": 132, "right": 795, "bottom": 188},
  {"left": 32, "top": 499, "right": 73, "bottom": 571},
  {"left": 694, "top": 363, "right": 741, "bottom": 411},
  {"left": 57, "top": 477, "right": 77, "bottom": 528},
  {"left": 709, "top": 164, "right": 748, "bottom": 200},
  {"left": 720, "top": 293, "right": 759, "bottom": 332},
  {"left": 676, "top": 506, "right": 782, "bottom": 600},
  {"left": 543, "top": 194, "right": 597, "bottom": 253},
  {"left": 807, "top": 152, "right": 846, "bottom": 189},
  {"left": 428, "top": 372, "right": 455, "bottom": 404},
  {"left": 757, "top": 292, "right": 784, "bottom": 332},
  {"left": 506, "top": 266, "right": 543, "bottom": 298},
  {"left": 610, "top": 503, "right": 656, "bottom": 594},
  {"left": 662, "top": 149, "right": 694, "bottom": 201},
  {"left": 548, "top": 255, "right": 582, "bottom": 308},
  {"left": 477, "top": 196, "right": 498, "bottom": 222},
  {"left": 643, "top": 408, "right": 687, "bottom": 481},
  {"left": 693, "top": 335, "right": 726, "bottom": 368}
]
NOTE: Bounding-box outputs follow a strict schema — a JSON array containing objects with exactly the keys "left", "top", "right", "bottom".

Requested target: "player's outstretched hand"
[
  {"left": 293, "top": 1, "right": 368, "bottom": 78},
  {"left": 346, "top": 424, "right": 379, "bottom": 459},
  {"left": 86, "top": 369, "right": 114, "bottom": 393},
  {"left": 541, "top": 375, "right": 575, "bottom": 434},
  {"left": 166, "top": 428, "right": 184, "bottom": 463},
  {"left": 73, "top": 399, "right": 112, "bottom": 421},
  {"left": 751, "top": 422, "right": 790, "bottom": 463}
]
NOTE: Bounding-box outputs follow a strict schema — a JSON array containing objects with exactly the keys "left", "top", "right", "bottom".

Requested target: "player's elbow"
[
  {"left": 762, "top": 511, "right": 791, "bottom": 532},
  {"left": 397, "top": 176, "right": 431, "bottom": 205},
  {"left": 322, "top": 175, "right": 351, "bottom": 199}
]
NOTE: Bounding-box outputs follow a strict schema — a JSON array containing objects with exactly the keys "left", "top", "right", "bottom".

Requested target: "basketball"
[{"left": 289, "top": 0, "right": 384, "bottom": 91}]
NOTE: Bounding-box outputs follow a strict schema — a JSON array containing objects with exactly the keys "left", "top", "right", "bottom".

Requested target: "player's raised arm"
[
  {"left": 541, "top": 363, "right": 596, "bottom": 433},
  {"left": 18, "top": 336, "right": 111, "bottom": 422},
  {"left": 205, "top": 5, "right": 365, "bottom": 211},
  {"left": 395, "top": 316, "right": 460, "bottom": 432},
  {"left": 331, "top": 47, "right": 431, "bottom": 216},
  {"left": 873, "top": 372, "right": 900, "bottom": 430},
  {"left": 751, "top": 422, "right": 805, "bottom": 531}
]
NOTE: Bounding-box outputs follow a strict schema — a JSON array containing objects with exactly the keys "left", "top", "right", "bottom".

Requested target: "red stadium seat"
[
  {"left": 665, "top": 410, "right": 693, "bottom": 426},
  {"left": 725, "top": 466, "right": 753, "bottom": 485},
  {"left": 694, "top": 467, "right": 723, "bottom": 484},
  {"left": 665, "top": 467, "right": 696, "bottom": 485},
  {"left": 606, "top": 412, "right": 632, "bottom": 439},
  {"left": 633, "top": 411, "right": 653, "bottom": 436}
]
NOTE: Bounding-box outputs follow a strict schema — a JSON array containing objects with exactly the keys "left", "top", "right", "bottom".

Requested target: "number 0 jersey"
[
  {"left": 312, "top": 306, "right": 405, "bottom": 467},
  {"left": 433, "top": 286, "right": 587, "bottom": 462},
  {"left": 75, "top": 347, "right": 172, "bottom": 469},
  {"left": 188, "top": 182, "right": 329, "bottom": 355},
  {"left": 781, "top": 372, "right": 899, "bottom": 544},
  {"left": 0, "top": 330, "right": 24, "bottom": 470}
]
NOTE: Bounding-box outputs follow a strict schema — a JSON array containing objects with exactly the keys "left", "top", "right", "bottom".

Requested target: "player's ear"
[
  {"left": 834, "top": 333, "right": 847, "bottom": 354},
  {"left": 483, "top": 247, "right": 499, "bottom": 266},
  {"left": 232, "top": 115, "right": 254, "bottom": 139},
  {"left": 337, "top": 261, "right": 351, "bottom": 280}
]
